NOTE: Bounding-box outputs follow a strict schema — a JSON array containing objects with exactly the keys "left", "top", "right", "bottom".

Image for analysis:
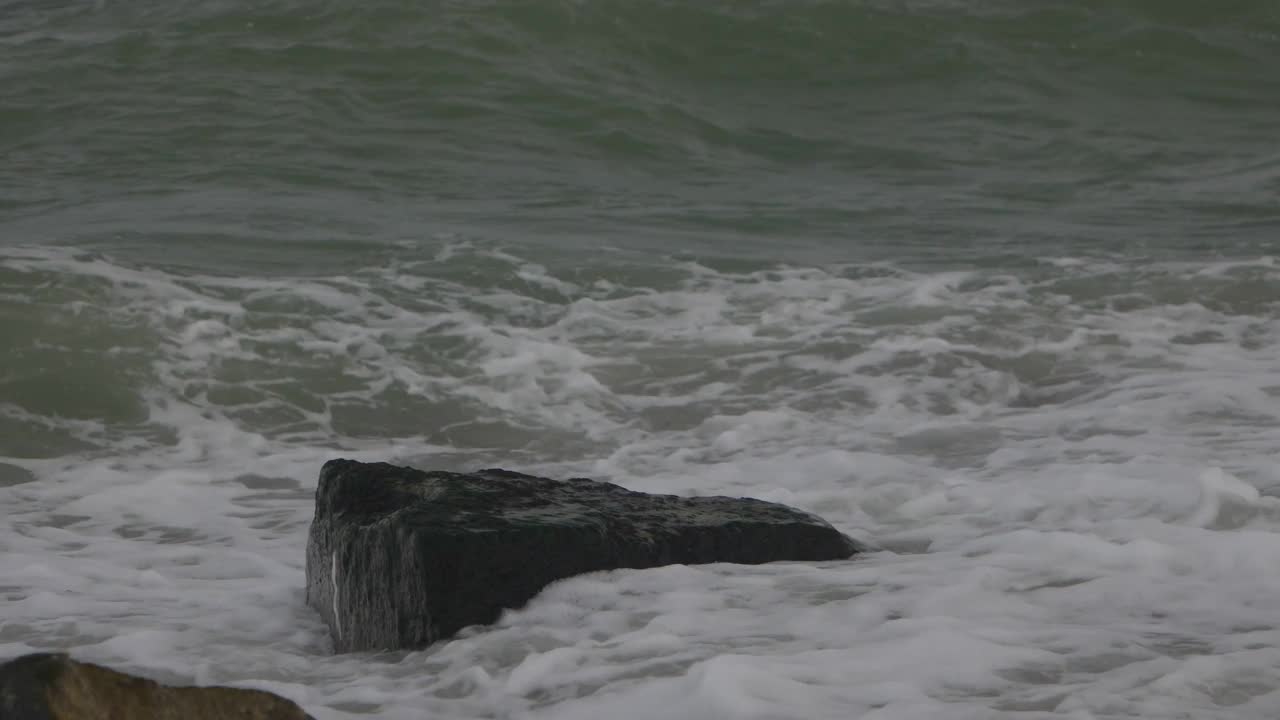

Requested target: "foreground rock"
[
  {"left": 0, "top": 653, "right": 312, "bottom": 720},
  {"left": 307, "top": 458, "right": 867, "bottom": 652}
]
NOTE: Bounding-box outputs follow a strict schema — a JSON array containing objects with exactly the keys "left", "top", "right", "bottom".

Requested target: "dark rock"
[
  {"left": 307, "top": 458, "right": 867, "bottom": 653},
  {"left": 0, "top": 462, "right": 36, "bottom": 488},
  {"left": 0, "top": 652, "right": 313, "bottom": 720}
]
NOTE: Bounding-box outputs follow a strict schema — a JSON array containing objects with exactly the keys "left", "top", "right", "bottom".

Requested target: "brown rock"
[{"left": 0, "top": 652, "right": 313, "bottom": 720}]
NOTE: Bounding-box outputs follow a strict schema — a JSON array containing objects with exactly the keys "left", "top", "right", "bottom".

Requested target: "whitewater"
[{"left": 3, "top": 243, "right": 1279, "bottom": 719}]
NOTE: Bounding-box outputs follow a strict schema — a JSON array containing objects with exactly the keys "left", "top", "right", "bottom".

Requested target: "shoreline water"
[{"left": 4, "top": 0, "right": 1280, "bottom": 716}]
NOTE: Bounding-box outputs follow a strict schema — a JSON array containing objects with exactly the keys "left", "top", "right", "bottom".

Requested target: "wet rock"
[
  {"left": 0, "top": 462, "right": 36, "bottom": 488},
  {"left": 307, "top": 458, "right": 866, "bottom": 652},
  {"left": 0, "top": 652, "right": 312, "bottom": 720}
]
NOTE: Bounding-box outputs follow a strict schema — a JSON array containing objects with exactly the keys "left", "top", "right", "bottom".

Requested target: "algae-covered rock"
[{"left": 0, "top": 652, "right": 312, "bottom": 720}]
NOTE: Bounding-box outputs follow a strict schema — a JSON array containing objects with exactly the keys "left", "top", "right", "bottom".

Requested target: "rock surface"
[
  {"left": 0, "top": 462, "right": 35, "bottom": 488},
  {"left": 0, "top": 652, "right": 312, "bottom": 720},
  {"left": 307, "top": 458, "right": 866, "bottom": 653}
]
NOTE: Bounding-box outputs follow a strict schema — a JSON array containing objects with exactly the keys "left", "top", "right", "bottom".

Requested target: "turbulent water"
[{"left": 3, "top": 1, "right": 1280, "bottom": 718}]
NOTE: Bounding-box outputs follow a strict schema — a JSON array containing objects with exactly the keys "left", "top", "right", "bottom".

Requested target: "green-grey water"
[
  {"left": 4, "top": 2, "right": 1280, "bottom": 719},
  {"left": 5, "top": 0, "right": 1279, "bottom": 269}
]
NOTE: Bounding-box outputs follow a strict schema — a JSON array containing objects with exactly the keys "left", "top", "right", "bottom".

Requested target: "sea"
[{"left": 2, "top": 1, "right": 1280, "bottom": 718}]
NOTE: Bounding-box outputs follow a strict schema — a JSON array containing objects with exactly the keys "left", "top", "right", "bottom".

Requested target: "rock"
[
  {"left": 0, "top": 462, "right": 36, "bottom": 488},
  {"left": 307, "top": 458, "right": 866, "bottom": 653},
  {"left": 0, "top": 652, "right": 313, "bottom": 720}
]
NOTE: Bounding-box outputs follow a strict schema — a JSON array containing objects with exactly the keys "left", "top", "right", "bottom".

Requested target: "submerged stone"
[
  {"left": 306, "top": 458, "right": 867, "bottom": 653},
  {"left": 0, "top": 462, "right": 36, "bottom": 488},
  {"left": 0, "top": 652, "right": 312, "bottom": 720}
]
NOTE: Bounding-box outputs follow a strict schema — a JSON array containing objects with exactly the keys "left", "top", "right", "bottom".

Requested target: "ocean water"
[{"left": 3, "top": 1, "right": 1280, "bottom": 718}]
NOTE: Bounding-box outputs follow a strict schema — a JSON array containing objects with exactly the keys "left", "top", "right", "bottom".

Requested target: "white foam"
[{"left": 3, "top": 246, "right": 1280, "bottom": 719}]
